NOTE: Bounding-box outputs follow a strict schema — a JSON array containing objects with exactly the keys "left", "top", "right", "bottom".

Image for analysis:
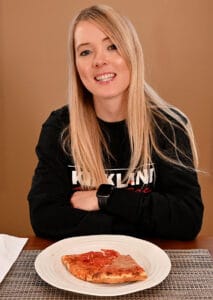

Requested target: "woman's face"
[{"left": 74, "top": 21, "right": 130, "bottom": 103}]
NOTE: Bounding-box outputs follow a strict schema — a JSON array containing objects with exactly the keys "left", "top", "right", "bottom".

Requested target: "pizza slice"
[{"left": 61, "top": 249, "right": 147, "bottom": 284}]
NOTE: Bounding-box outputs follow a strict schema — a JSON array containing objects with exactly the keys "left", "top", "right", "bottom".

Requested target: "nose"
[{"left": 93, "top": 50, "right": 107, "bottom": 68}]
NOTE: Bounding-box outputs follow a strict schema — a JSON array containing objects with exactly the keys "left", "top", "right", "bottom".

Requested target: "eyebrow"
[{"left": 76, "top": 37, "right": 110, "bottom": 51}]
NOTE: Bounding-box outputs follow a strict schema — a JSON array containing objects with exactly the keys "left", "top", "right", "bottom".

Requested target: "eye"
[
  {"left": 107, "top": 44, "right": 117, "bottom": 51},
  {"left": 79, "top": 49, "right": 91, "bottom": 56}
]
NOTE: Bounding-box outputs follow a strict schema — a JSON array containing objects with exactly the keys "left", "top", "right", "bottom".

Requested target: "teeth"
[{"left": 95, "top": 73, "right": 115, "bottom": 81}]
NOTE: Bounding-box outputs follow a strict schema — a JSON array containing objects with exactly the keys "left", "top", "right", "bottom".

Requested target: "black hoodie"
[{"left": 28, "top": 106, "right": 203, "bottom": 240}]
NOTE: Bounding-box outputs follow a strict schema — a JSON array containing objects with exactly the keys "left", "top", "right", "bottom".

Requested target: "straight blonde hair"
[{"left": 62, "top": 4, "right": 198, "bottom": 189}]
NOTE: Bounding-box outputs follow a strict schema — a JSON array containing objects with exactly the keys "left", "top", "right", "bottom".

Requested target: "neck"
[{"left": 93, "top": 95, "right": 127, "bottom": 122}]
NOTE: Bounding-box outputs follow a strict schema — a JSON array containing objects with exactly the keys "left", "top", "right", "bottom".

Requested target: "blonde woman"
[{"left": 28, "top": 5, "right": 203, "bottom": 240}]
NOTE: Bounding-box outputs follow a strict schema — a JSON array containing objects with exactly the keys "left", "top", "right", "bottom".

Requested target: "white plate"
[{"left": 35, "top": 235, "right": 171, "bottom": 296}]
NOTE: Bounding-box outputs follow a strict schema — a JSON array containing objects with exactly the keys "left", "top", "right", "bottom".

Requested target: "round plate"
[{"left": 35, "top": 235, "right": 171, "bottom": 296}]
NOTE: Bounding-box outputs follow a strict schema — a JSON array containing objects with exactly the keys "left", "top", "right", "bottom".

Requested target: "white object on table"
[{"left": 0, "top": 234, "right": 28, "bottom": 283}]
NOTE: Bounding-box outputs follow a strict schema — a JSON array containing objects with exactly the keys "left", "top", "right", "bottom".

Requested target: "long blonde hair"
[{"left": 62, "top": 4, "right": 198, "bottom": 189}]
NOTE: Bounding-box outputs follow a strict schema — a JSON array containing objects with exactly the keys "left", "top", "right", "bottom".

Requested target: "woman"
[{"left": 28, "top": 5, "right": 203, "bottom": 240}]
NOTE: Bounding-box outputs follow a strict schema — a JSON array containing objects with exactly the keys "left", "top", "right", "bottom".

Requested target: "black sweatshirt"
[{"left": 28, "top": 106, "right": 203, "bottom": 240}]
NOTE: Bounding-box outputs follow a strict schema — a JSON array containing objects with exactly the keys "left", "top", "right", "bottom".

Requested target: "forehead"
[{"left": 74, "top": 21, "right": 109, "bottom": 47}]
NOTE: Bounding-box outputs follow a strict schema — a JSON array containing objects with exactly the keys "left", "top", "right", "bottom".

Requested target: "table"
[
  {"left": 25, "top": 235, "right": 213, "bottom": 257},
  {"left": 0, "top": 235, "right": 213, "bottom": 299}
]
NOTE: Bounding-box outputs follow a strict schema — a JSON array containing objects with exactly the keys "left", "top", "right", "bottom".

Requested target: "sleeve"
[
  {"left": 28, "top": 109, "right": 114, "bottom": 240},
  {"left": 102, "top": 122, "right": 204, "bottom": 240}
]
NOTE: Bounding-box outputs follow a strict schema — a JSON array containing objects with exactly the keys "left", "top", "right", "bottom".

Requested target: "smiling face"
[{"left": 74, "top": 21, "right": 130, "bottom": 105}]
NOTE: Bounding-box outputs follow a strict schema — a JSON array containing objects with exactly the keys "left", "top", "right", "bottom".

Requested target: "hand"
[{"left": 70, "top": 190, "right": 99, "bottom": 211}]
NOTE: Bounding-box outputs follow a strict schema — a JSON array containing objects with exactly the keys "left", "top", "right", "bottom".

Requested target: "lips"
[{"left": 95, "top": 73, "right": 116, "bottom": 82}]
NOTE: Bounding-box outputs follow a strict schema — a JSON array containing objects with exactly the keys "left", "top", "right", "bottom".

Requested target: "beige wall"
[{"left": 0, "top": 0, "right": 212, "bottom": 236}]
